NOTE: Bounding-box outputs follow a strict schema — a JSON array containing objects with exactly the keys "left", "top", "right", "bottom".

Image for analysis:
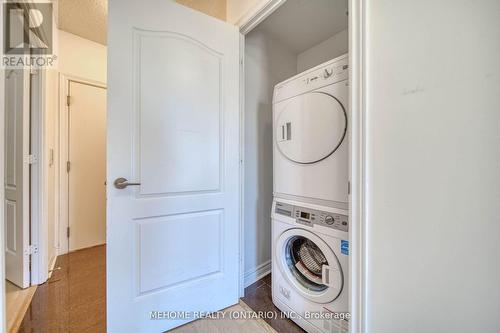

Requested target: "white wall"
[
  {"left": 297, "top": 29, "right": 347, "bottom": 72},
  {"left": 363, "top": 1, "right": 500, "bottom": 332},
  {"left": 244, "top": 29, "right": 296, "bottom": 286},
  {"left": 227, "top": 0, "right": 268, "bottom": 24},
  {"left": 58, "top": 30, "right": 107, "bottom": 83}
]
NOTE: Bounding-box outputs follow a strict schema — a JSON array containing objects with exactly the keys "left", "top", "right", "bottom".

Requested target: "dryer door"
[
  {"left": 276, "top": 228, "right": 343, "bottom": 304},
  {"left": 276, "top": 92, "right": 347, "bottom": 164}
]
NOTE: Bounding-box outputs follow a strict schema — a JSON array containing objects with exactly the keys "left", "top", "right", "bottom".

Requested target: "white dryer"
[
  {"left": 272, "top": 199, "right": 349, "bottom": 333},
  {"left": 273, "top": 55, "right": 348, "bottom": 209}
]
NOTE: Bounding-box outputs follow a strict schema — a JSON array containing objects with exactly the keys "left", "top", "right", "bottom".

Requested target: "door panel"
[
  {"left": 107, "top": 1, "right": 241, "bottom": 332},
  {"left": 137, "top": 209, "right": 222, "bottom": 294},
  {"left": 68, "top": 81, "right": 106, "bottom": 251},
  {"left": 4, "top": 69, "right": 30, "bottom": 288},
  {"left": 138, "top": 31, "right": 222, "bottom": 195}
]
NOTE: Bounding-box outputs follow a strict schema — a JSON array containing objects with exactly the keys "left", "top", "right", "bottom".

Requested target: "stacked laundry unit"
[{"left": 271, "top": 54, "right": 350, "bottom": 333}]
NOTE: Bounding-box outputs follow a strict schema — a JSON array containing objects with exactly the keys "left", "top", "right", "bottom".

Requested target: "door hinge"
[
  {"left": 67, "top": 227, "right": 70, "bottom": 238},
  {"left": 26, "top": 244, "right": 38, "bottom": 255},
  {"left": 67, "top": 161, "right": 71, "bottom": 173},
  {"left": 348, "top": 181, "right": 351, "bottom": 195},
  {"left": 26, "top": 154, "right": 38, "bottom": 164},
  {"left": 67, "top": 95, "right": 71, "bottom": 106}
]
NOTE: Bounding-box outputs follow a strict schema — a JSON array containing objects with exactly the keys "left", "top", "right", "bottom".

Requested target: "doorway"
[
  {"left": 17, "top": 76, "right": 108, "bottom": 333},
  {"left": 241, "top": 1, "right": 349, "bottom": 332},
  {"left": 63, "top": 78, "right": 107, "bottom": 252}
]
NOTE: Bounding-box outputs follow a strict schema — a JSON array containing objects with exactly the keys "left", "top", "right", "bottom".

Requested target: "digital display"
[{"left": 300, "top": 211, "right": 310, "bottom": 219}]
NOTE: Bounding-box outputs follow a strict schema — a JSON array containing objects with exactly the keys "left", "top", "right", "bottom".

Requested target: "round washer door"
[
  {"left": 276, "top": 92, "right": 347, "bottom": 164},
  {"left": 276, "top": 228, "right": 343, "bottom": 304}
]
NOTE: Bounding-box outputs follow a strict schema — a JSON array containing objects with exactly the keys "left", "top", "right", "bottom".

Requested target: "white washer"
[
  {"left": 273, "top": 54, "right": 349, "bottom": 209},
  {"left": 272, "top": 199, "right": 349, "bottom": 333}
]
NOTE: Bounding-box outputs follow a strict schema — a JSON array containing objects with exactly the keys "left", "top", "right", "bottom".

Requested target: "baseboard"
[{"left": 243, "top": 260, "right": 271, "bottom": 288}]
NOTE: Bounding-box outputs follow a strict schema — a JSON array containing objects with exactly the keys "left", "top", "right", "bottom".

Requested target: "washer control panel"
[{"left": 275, "top": 202, "right": 348, "bottom": 232}]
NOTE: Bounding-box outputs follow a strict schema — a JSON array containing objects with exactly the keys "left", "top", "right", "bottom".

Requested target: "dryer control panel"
[
  {"left": 273, "top": 54, "right": 348, "bottom": 103},
  {"left": 275, "top": 202, "right": 348, "bottom": 232}
]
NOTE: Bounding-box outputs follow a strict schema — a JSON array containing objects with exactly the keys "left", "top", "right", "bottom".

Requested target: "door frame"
[
  {"left": 58, "top": 74, "right": 107, "bottom": 255},
  {"left": 348, "top": 0, "right": 368, "bottom": 331},
  {"left": 236, "top": 0, "right": 368, "bottom": 331},
  {"left": 3, "top": 66, "right": 48, "bottom": 287},
  {"left": 29, "top": 68, "right": 48, "bottom": 285},
  {"left": 3, "top": 67, "right": 53, "bottom": 287},
  {"left": 1, "top": 4, "right": 7, "bottom": 330},
  {"left": 237, "top": 0, "right": 287, "bottom": 34}
]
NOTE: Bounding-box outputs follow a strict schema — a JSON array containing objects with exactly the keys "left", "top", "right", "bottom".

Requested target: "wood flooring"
[{"left": 17, "top": 245, "right": 301, "bottom": 333}]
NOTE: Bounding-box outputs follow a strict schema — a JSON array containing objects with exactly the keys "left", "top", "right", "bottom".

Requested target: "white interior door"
[
  {"left": 68, "top": 81, "right": 107, "bottom": 251},
  {"left": 107, "top": 1, "right": 241, "bottom": 332},
  {"left": 4, "top": 69, "right": 30, "bottom": 288}
]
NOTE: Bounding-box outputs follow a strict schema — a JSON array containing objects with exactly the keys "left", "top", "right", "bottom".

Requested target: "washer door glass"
[
  {"left": 276, "top": 228, "right": 343, "bottom": 303},
  {"left": 286, "top": 236, "right": 329, "bottom": 292},
  {"left": 276, "top": 92, "right": 347, "bottom": 164}
]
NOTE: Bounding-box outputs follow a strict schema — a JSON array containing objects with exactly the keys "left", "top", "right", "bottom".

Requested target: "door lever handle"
[{"left": 114, "top": 177, "right": 141, "bottom": 189}]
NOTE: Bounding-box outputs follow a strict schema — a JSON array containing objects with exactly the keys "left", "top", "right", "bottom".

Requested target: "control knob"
[
  {"left": 324, "top": 215, "right": 335, "bottom": 225},
  {"left": 323, "top": 68, "right": 333, "bottom": 78}
]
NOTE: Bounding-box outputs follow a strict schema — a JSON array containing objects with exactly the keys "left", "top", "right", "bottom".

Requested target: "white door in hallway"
[
  {"left": 68, "top": 81, "right": 107, "bottom": 251},
  {"left": 107, "top": 1, "right": 241, "bottom": 332},
  {"left": 4, "top": 69, "right": 30, "bottom": 288}
]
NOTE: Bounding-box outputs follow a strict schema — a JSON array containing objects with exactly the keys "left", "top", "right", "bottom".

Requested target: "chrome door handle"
[{"left": 114, "top": 177, "right": 141, "bottom": 189}]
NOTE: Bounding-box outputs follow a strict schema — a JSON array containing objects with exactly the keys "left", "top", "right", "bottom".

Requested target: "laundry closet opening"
[{"left": 242, "top": 0, "right": 350, "bottom": 332}]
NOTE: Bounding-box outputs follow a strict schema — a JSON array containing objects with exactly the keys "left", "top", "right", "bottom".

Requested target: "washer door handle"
[{"left": 322, "top": 265, "right": 332, "bottom": 286}]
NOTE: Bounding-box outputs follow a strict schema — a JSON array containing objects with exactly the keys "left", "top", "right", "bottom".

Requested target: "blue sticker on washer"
[{"left": 341, "top": 240, "right": 349, "bottom": 255}]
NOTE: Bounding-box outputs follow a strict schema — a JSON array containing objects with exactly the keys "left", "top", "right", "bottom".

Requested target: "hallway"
[{"left": 18, "top": 245, "right": 106, "bottom": 332}]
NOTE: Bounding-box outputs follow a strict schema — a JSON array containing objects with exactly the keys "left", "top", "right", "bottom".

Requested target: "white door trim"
[
  {"left": 349, "top": 0, "right": 367, "bottom": 332},
  {"left": 236, "top": 0, "right": 287, "bottom": 35},
  {"left": 58, "top": 74, "right": 107, "bottom": 255},
  {"left": 238, "top": 33, "right": 246, "bottom": 297},
  {"left": 0, "top": 3, "right": 7, "bottom": 330},
  {"left": 29, "top": 68, "right": 48, "bottom": 285}
]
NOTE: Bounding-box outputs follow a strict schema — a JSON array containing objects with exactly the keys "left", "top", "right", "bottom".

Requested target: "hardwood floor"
[
  {"left": 17, "top": 247, "right": 300, "bottom": 333},
  {"left": 18, "top": 245, "right": 106, "bottom": 333},
  {"left": 241, "top": 274, "right": 306, "bottom": 333}
]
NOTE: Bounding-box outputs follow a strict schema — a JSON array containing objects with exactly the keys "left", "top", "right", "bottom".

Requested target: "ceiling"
[
  {"left": 254, "top": 0, "right": 348, "bottom": 54},
  {"left": 58, "top": 0, "right": 108, "bottom": 45},
  {"left": 56, "top": 0, "right": 347, "bottom": 49}
]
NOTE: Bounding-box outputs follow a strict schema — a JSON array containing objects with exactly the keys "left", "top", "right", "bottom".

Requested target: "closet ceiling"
[
  {"left": 255, "top": 0, "right": 348, "bottom": 53},
  {"left": 58, "top": 0, "right": 108, "bottom": 45}
]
